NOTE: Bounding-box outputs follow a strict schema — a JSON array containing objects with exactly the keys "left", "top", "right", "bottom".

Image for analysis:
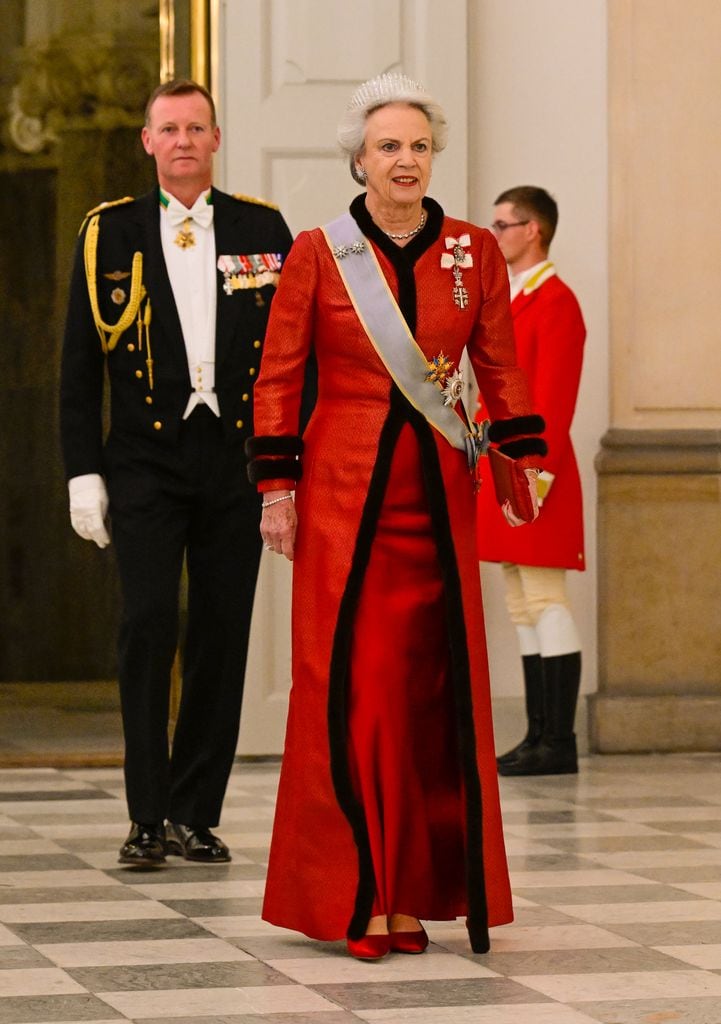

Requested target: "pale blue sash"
[{"left": 322, "top": 212, "right": 484, "bottom": 468}]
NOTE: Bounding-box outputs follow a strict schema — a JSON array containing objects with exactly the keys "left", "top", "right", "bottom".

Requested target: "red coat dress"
[
  {"left": 476, "top": 270, "right": 586, "bottom": 570},
  {"left": 248, "top": 197, "right": 545, "bottom": 953}
]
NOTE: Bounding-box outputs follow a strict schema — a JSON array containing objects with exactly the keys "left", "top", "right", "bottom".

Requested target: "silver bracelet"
[{"left": 261, "top": 494, "right": 293, "bottom": 509}]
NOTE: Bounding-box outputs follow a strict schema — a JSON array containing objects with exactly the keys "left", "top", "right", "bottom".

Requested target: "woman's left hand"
[
  {"left": 260, "top": 491, "right": 297, "bottom": 561},
  {"left": 502, "top": 469, "right": 540, "bottom": 528}
]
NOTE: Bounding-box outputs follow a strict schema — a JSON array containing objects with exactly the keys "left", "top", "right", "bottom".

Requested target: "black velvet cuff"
[
  {"left": 488, "top": 414, "right": 545, "bottom": 444},
  {"left": 247, "top": 457, "right": 303, "bottom": 485},
  {"left": 499, "top": 437, "right": 548, "bottom": 459},
  {"left": 244, "top": 434, "right": 304, "bottom": 459}
]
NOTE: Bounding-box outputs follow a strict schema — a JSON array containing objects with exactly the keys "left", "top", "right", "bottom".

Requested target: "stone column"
[{"left": 590, "top": 0, "right": 721, "bottom": 751}]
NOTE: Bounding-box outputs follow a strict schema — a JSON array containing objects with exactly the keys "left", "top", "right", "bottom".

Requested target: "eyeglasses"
[{"left": 490, "top": 220, "right": 529, "bottom": 233}]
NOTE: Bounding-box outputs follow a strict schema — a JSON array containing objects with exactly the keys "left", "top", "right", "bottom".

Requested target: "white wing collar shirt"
[{"left": 160, "top": 188, "right": 219, "bottom": 419}]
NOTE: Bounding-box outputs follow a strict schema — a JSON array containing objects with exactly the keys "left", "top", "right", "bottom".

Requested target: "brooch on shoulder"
[{"left": 332, "top": 240, "right": 366, "bottom": 260}]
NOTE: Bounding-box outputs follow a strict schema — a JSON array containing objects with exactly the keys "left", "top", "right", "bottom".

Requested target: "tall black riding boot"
[
  {"left": 498, "top": 652, "right": 581, "bottom": 776},
  {"left": 496, "top": 655, "right": 544, "bottom": 767}
]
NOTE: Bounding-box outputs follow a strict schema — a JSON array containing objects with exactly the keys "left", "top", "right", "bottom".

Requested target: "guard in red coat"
[{"left": 476, "top": 186, "right": 586, "bottom": 776}]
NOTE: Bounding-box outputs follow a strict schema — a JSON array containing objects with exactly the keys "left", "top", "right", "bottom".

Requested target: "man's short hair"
[
  {"left": 495, "top": 185, "right": 558, "bottom": 248},
  {"left": 144, "top": 79, "right": 217, "bottom": 127}
]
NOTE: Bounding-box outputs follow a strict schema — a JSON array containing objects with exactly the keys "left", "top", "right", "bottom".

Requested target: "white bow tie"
[{"left": 166, "top": 193, "right": 214, "bottom": 230}]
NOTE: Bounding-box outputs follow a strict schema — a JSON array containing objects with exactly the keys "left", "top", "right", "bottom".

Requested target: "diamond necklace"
[{"left": 381, "top": 210, "right": 427, "bottom": 240}]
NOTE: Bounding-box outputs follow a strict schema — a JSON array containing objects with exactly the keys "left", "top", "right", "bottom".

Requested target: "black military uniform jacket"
[{"left": 60, "top": 186, "right": 293, "bottom": 481}]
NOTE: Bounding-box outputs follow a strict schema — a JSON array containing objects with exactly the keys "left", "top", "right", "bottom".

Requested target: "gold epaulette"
[
  {"left": 232, "top": 192, "right": 279, "bottom": 211},
  {"left": 79, "top": 196, "right": 135, "bottom": 234}
]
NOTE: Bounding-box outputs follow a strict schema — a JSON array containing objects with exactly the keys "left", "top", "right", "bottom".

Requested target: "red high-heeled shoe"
[
  {"left": 389, "top": 926, "right": 429, "bottom": 954},
  {"left": 347, "top": 933, "right": 391, "bottom": 961}
]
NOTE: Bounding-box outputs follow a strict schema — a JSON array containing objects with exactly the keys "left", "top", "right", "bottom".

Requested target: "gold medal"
[{"left": 174, "top": 217, "right": 196, "bottom": 250}]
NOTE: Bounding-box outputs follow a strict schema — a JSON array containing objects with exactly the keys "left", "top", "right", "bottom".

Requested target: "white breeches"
[{"left": 501, "top": 563, "right": 581, "bottom": 658}]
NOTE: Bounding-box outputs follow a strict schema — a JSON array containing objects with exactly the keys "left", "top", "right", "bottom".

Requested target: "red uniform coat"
[
  {"left": 249, "top": 198, "right": 545, "bottom": 952},
  {"left": 476, "top": 271, "right": 586, "bottom": 570}
]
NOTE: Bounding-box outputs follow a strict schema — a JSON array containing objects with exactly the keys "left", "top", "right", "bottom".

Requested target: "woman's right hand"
[
  {"left": 501, "top": 469, "right": 540, "bottom": 527},
  {"left": 260, "top": 491, "right": 297, "bottom": 561}
]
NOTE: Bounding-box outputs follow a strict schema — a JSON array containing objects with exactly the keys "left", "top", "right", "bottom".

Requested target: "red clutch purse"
[{"left": 487, "top": 448, "right": 535, "bottom": 523}]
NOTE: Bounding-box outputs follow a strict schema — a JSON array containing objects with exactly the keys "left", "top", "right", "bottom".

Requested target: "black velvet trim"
[
  {"left": 498, "top": 437, "right": 548, "bottom": 460},
  {"left": 247, "top": 457, "right": 302, "bottom": 485},
  {"left": 487, "top": 415, "right": 545, "bottom": 444},
  {"left": 327, "top": 385, "right": 490, "bottom": 947},
  {"left": 244, "top": 435, "right": 304, "bottom": 459},
  {"left": 350, "top": 195, "right": 444, "bottom": 334},
  {"left": 468, "top": 922, "right": 491, "bottom": 954}
]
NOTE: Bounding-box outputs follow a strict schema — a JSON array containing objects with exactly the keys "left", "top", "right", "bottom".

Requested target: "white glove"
[{"left": 68, "top": 474, "right": 111, "bottom": 548}]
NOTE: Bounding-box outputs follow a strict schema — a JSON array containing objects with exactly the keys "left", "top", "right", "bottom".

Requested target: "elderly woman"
[{"left": 246, "top": 73, "right": 545, "bottom": 960}]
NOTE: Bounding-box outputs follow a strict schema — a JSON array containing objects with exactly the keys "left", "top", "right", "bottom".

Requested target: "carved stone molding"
[{"left": 596, "top": 427, "right": 721, "bottom": 475}]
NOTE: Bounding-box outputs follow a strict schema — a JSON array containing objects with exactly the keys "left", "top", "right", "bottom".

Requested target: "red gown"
[{"left": 250, "top": 197, "right": 543, "bottom": 952}]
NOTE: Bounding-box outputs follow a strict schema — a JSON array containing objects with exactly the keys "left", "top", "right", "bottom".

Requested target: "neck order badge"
[{"left": 159, "top": 188, "right": 214, "bottom": 250}]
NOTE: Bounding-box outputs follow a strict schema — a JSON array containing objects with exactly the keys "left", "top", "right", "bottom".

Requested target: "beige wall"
[
  {"left": 609, "top": 0, "right": 721, "bottom": 430},
  {"left": 592, "top": 0, "right": 721, "bottom": 752},
  {"left": 467, "top": 0, "right": 609, "bottom": 701}
]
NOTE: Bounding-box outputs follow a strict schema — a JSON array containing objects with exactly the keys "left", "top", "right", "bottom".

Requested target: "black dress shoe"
[
  {"left": 165, "top": 822, "right": 231, "bottom": 862},
  {"left": 118, "top": 822, "right": 166, "bottom": 866},
  {"left": 497, "top": 738, "right": 578, "bottom": 776}
]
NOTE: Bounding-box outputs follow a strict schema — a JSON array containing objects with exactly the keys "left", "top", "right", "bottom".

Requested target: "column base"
[
  {"left": 590, "top": 693, "right": 721, "bottom": 753},
  {"left": 595, "top": 429, "right": 721, "bottom": 753}
]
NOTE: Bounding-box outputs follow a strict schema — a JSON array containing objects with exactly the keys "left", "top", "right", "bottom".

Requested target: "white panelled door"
[{"left": 216, "top": 0, "right": 468, "bottom": 754}]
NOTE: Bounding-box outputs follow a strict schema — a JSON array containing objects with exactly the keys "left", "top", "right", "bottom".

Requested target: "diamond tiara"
[{"left": 347, "top": 72, "right": 427, "bottom": 111}]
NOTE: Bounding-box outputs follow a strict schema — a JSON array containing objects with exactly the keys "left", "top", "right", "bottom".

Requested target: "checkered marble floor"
[{"left": 1, "top": 755, "right": 721, "bottom": 1023}]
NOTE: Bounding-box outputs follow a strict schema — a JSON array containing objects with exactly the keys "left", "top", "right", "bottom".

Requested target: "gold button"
[
  {"left": 235, "top": 419, "right": 244, "bottom": 429},
  {"left": 249, "top": 367, "right": 256, "bottom": 376},
  {"left": 135, "top": 370, "right": 143, "bottom": 379},
  {"left": 153, "top": 420, "right": 162, "bottom": 431},
  {"left": 127, "top": 343, "right": 135, "bottom": 352},
  {"left": 242, "top": 393, "right": 249, "bottom": 402},
  {"left": 253, "top": 339, "right": 261, "bottom": 349},
  {"left": 145, "top": 396, "right": 153, "bottom": 405}
]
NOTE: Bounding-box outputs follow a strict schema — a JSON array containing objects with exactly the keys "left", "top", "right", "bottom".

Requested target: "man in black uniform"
[{"left": 60, "top": 80, "right": 293, "bottom": 866}]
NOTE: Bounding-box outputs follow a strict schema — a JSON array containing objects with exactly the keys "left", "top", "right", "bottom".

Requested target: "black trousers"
[{"left": 105, "top": 407, "right": 262, "bottom": 826}]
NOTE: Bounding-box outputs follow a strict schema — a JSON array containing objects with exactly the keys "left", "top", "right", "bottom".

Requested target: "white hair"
[{"left": 337, "top": 72, "right": 448, "bottom": 185}]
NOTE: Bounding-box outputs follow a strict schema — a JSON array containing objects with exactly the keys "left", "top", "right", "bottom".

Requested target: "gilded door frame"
[{"left": 159, "top": 0, "right": 219, "bottom": 93}]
